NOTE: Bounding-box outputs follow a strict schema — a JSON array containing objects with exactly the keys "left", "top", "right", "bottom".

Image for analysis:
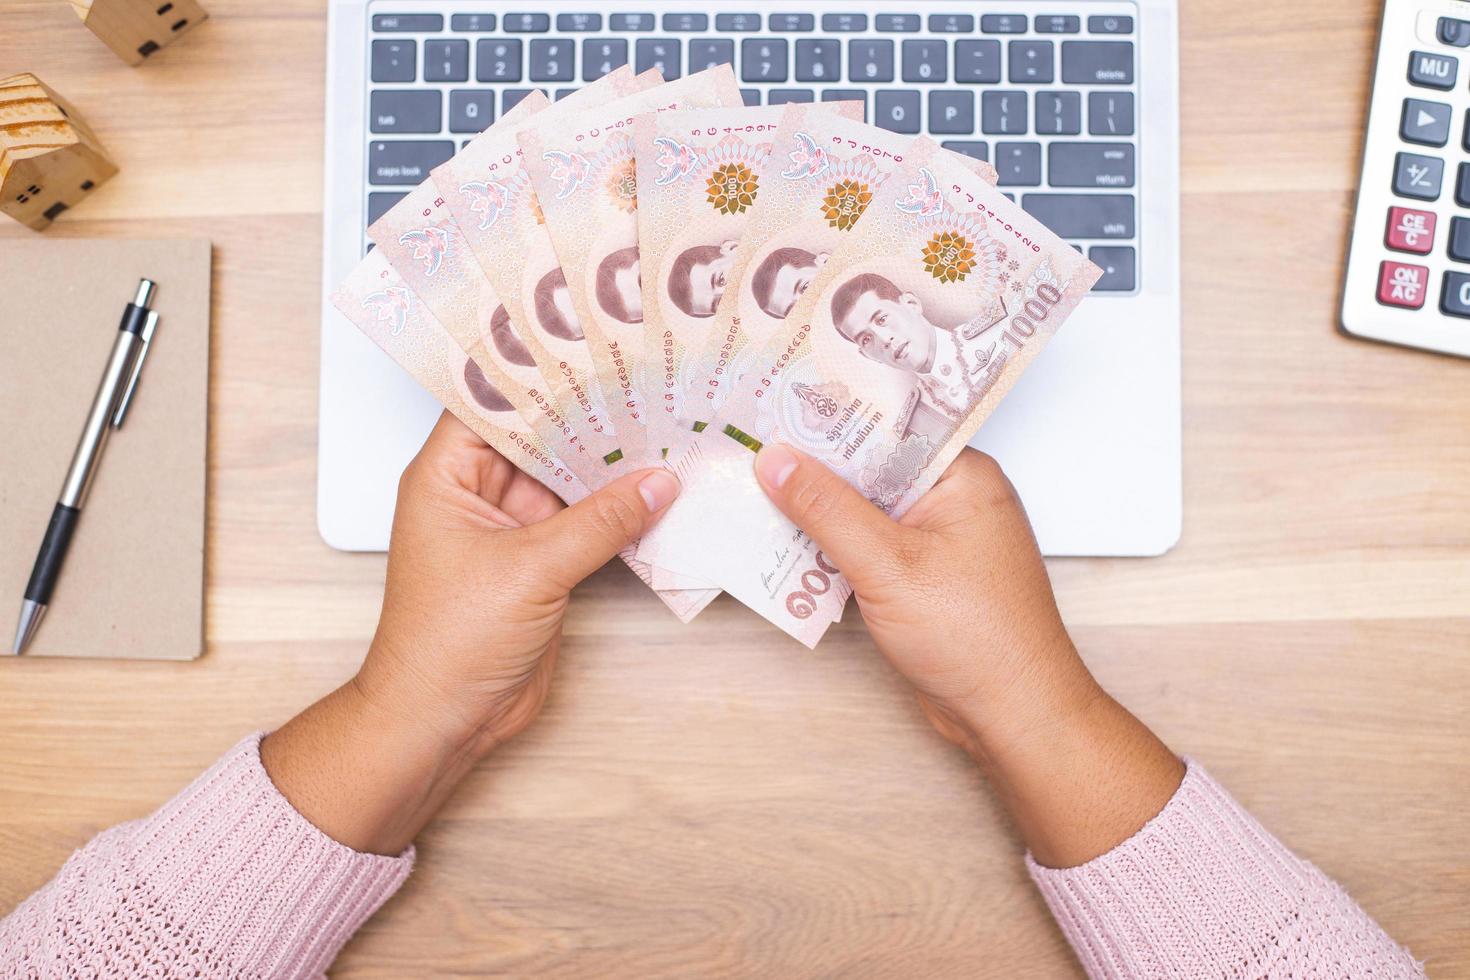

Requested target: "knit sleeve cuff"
[
  {"left": 1025, "top": 759, "right": 1423, "bottom": 979},
  {"left": 124, "top": 732, "right": 414, "bottom": 978}
]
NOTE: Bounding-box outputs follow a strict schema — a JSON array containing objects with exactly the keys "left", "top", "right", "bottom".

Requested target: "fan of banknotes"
[{"left": 333, "top": 63, "right": 1102, "bottom": 648}]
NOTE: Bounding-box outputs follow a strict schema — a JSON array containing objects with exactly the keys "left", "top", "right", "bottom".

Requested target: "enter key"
[{"left": 1048, "top": 142, "right": 1135, "bottom": 188}]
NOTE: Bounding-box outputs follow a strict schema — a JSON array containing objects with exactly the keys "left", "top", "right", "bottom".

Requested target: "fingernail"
[
  {"left": 755, "top": 444, "right": 799, "bottom": 490},
  {"left": 638, "top": 471, "right": 680, "bottom": 512}
]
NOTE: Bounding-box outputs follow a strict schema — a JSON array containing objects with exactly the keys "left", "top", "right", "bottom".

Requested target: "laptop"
[{"left": 319, "top": 0, "right": 1182, "bottom": 556}]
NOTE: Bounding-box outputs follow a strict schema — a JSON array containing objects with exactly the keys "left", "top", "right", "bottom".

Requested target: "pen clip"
[{"left": 112, "top": 310, "right": 158, "bottom": 428}]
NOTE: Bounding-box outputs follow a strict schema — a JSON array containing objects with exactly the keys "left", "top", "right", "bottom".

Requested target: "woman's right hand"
[{"left": 754, "top": 444, "right": 1183, "bottom": 867}]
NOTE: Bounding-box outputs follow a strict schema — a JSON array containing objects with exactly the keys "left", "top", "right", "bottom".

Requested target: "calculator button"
[
  {"left": 1385, "top": 207, "right": 1439, "bottom": 256},
  {"left": 1385, "top": 206, "right": 1436, "bottom": 254},
  {"left": 1393, "top": 151, "right": 1444, "bottom": 200},
  {"left": 1458, "top": 162, "right": 1470, "bottom": 206},
  {"left": 1401, "top": 98, "right": 1452, "bottom": 146},
  {"left": 1377, "top": 261, "right": 1429, "bottom": 309},
  {"left": 1438, "top": 17, "right": 1470, "bottom": 48},
  {"left": 1441, "top": 271, "right": 1470, "bottom": 316},
  {"left": 1447, "top": 216, "right": 1470, "bottom": 262},
  {"left": 1409, "top": 50, "right": 1458, "bottom": 90}
]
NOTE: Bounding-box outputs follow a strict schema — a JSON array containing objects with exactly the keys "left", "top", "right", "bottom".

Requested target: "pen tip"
[{"left": 13, "top": 600, "right": 44, "bottom": 655}]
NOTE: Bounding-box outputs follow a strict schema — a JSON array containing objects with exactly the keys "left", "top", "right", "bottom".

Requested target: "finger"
[
  {"left": 407, "top": 410, "right": 516, "bottom": 502},
  {"left": 524, "top": 467, "right": 681, "bottom": 588},
  {"left": 753, "top": 444, "right": 899, "bottom": 586}
]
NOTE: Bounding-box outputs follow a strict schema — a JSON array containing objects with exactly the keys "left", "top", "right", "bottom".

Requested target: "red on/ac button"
[
  {"left": 1385, "top": 207, "right": 1436, "bottom": 254},
  {"left": 1377, "top": 260, "right": 1429, "bottom": 309}
]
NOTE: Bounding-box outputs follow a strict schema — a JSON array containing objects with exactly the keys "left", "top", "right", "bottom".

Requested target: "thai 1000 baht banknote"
[
  {"left": 632, "top": 101, "right": 862, "bottom": 456},
  {"left": 518, "top": 65, "right": 744, "bottom": 467},
  {"left": 675, "top": 106, "right": 1001, "bottom": 448},
  {"left": 637, "top": 138, "right": 1101, "bottom": 645},
  {"left": 432, "top": 68, "right": 657, "bottom": 473},
  {"left": 335, "top": 249, "right": 582, "bottom": 500},
  {"left": 336, "top": 250, "right": 718, "bottom": 623}
]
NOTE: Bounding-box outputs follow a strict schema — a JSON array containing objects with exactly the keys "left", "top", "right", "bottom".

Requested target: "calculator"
[{"left": 1341, "top": 0, "right": 1470, "bottom": 357}]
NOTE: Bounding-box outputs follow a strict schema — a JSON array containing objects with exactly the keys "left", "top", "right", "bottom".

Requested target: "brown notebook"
[{"left": 1, "top": 238, "right": 211, "bottom": 660}]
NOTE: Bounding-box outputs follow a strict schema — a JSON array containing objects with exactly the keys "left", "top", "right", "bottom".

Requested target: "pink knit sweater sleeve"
[
  {"left": 0, "top": 733, "right": 412, "bottom": 979},
  {"left": 1027, "top": 759, "right": 1425, "bottom": 979}
]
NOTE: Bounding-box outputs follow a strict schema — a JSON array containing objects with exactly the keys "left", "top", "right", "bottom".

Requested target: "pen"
[{"left": 12, "top": 279, "right": 160, "bottom": 655}]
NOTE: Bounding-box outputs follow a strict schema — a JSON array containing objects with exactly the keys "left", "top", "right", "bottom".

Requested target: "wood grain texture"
[
  {"left": 0, "top": 1, "right": 1467, "bottom": 976},
  {"left": 0, "top": 72, "right": 117, "bottom": 229}
]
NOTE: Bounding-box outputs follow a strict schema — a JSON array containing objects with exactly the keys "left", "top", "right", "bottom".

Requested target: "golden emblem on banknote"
[
  {"left": 606, "top": 156, "right": 638, "bottom": 213},
  {"left": 820, "top": 178, "right": 872, "bottom": 231},
  {"left": 706, "top": 161, "right": 758, "bottom": 215},
  {"left": 922, "top": 230, "right": 977, "bottom": 283}
]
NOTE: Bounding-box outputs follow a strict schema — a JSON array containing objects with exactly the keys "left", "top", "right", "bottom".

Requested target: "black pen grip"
[{"left": 24, "top": 504, "right": 81, "bottom": 604}]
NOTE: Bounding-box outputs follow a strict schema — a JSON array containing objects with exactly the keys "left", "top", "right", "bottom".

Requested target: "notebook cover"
[{"left": 1, "top": 238, "right": 211, "bottom": 660}]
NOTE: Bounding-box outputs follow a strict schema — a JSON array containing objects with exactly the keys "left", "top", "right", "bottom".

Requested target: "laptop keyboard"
[{"left": 363, "top": 2, "right": 1141, "bottom": 292}]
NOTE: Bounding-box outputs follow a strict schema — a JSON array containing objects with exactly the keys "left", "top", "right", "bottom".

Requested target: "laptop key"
[
  {"left": 981, "top": 14, "right": 1027, "bottom": 34},
  {"left": 796, "top": 40, "right": 840, "bottom": 82},
  {"left": 369, "top": 139, "right": 455, "bottom": 185},
  {"left": 424, "top": 40, "right": 469, "bottom": 82},
  {"left": 690, "top": 39, "right": 734, "bottom": 72},
  {"left": 450, "top": 13, "right": 495, "bottom": 32},
  {"left": 636, "top": 39, "right": 682, "bottom": 79},
  {"left": 981, "top": 91, "right": 1027, "bottom": 134},
  {"left": 370, "top": 90, "right": 441, "bottom": 133},
  {"left": 716, "top": 13, "right": 761, "bottom": 32},
  {"left": 1087, "top": 15, "right": 1133, "bottom": 34},
  {"left": 955, "top": 40, "right": 1001, "bottom": 83},
  {"left": 742, "top": 39, "right": 788, "bottom": 82},
  {"left": 822, "top": 89, "right": 867, "bottom": 119},
  {"left": 1393, "top": 151, "right": 1443, "bottom": 200},
  {"left": 771, "top": 14, "right": 814, "bottom": 31},
  {"left": 850, "top": 39, "right": 895, "bottom": 82},
  {"left": 555, "top": 89, "right": 578, "bottom": 100},
  {"left": 928, "top": 14, "right": 974, "bottom": 33},
  {"left": 1020, "top": 193, "right": 1134, "bottom": 237},
  {"left": 1036, "top": 15, "right": 1080, "bottom": 34},
  {"left": 875, "top": 90, "right": 920, "bottom": 133},
  {"left": 504, "top": 13, "right": 549, "bottom": 32},
  {"left": 530, "top": 39, "right": 575, "bottom": 82},
  {"left": 941, "top": 140, "right": 988, "bottom": 162},
  {"left": 1401, "top": 98, "right": 1452, "bottom": 147},
  {"left": 449, "top": 90, "right": 495, "bottom": 133},
  {"left": 1088, "top": 246, "right": 1136, "bottom": 291},
  {"left": 740, "top": 88, "right": 761, "bottom": 106},
  {"left": 373, "top": 14, "right": 442, "bottom": 32},
  {"left": 610, "top": 13, "right": 654, "bottom": 31},
  {"left": 663, "top": 13, "right": 708, "bottom": 31},
  {"left": 1061, "top": 41, "right": 1133, "bottom": 84},
  {"left": 1036, "top": 92, "right": 1081, "bottom": 135},
  {"left": 371, "top": 40, "right": 416, "bottom": 82},
  {"left": 556, "top": 14, "right": 601, "bottom": 31},
  {"left": 1010, "top": 40, "right": 1054, "bottom": 83},
  {"left": 583, "top": 39, "right": 629, "bottom": 80},
  {"left": 929, "top": 91, "right": 974, "bottom": 134},
  {"left": 1088, "top": 91, "right": 1135, "bottom": 135},
  {"left": 477, "top": 39, "right": 522, "bottom": 81},
  {"left": 1050, "top": 142, "right": 1135, "bottom": 187},
  {"left": 367, "top": 191, "right": 408, "bottom": 226},
  {"left": 995, "top": 142, "right": 1042, "bottom": 186},
  {"left": 876, "top": 14, "right": 920, "bottom": 32},
  {"left": 822, "top": 14, "right": 867, "bottom": 32},
  {"left": 1409, "top": 51, "right": 1457, "bottom": 90},
  {"left": 770, "top": 89, "right": 815, "bottom": 104},
  {"left": 902, "top": 40, "right": 947, "bottom": 83},
  {"left": 502, "top": 89, "right": 539, "bottom": 111}
]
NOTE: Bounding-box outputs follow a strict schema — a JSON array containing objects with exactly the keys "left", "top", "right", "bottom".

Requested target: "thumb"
[
  {"left": 753, "top": 443, "right": 899, "bottom": 588},
  {"left": 527, "top": 467, "right": 681, "bottom": 589}
]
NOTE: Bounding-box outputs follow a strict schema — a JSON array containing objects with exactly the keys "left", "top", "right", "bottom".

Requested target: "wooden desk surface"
[{"left": 2, "top": 2, "right": 1467, "bottom": 975}]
